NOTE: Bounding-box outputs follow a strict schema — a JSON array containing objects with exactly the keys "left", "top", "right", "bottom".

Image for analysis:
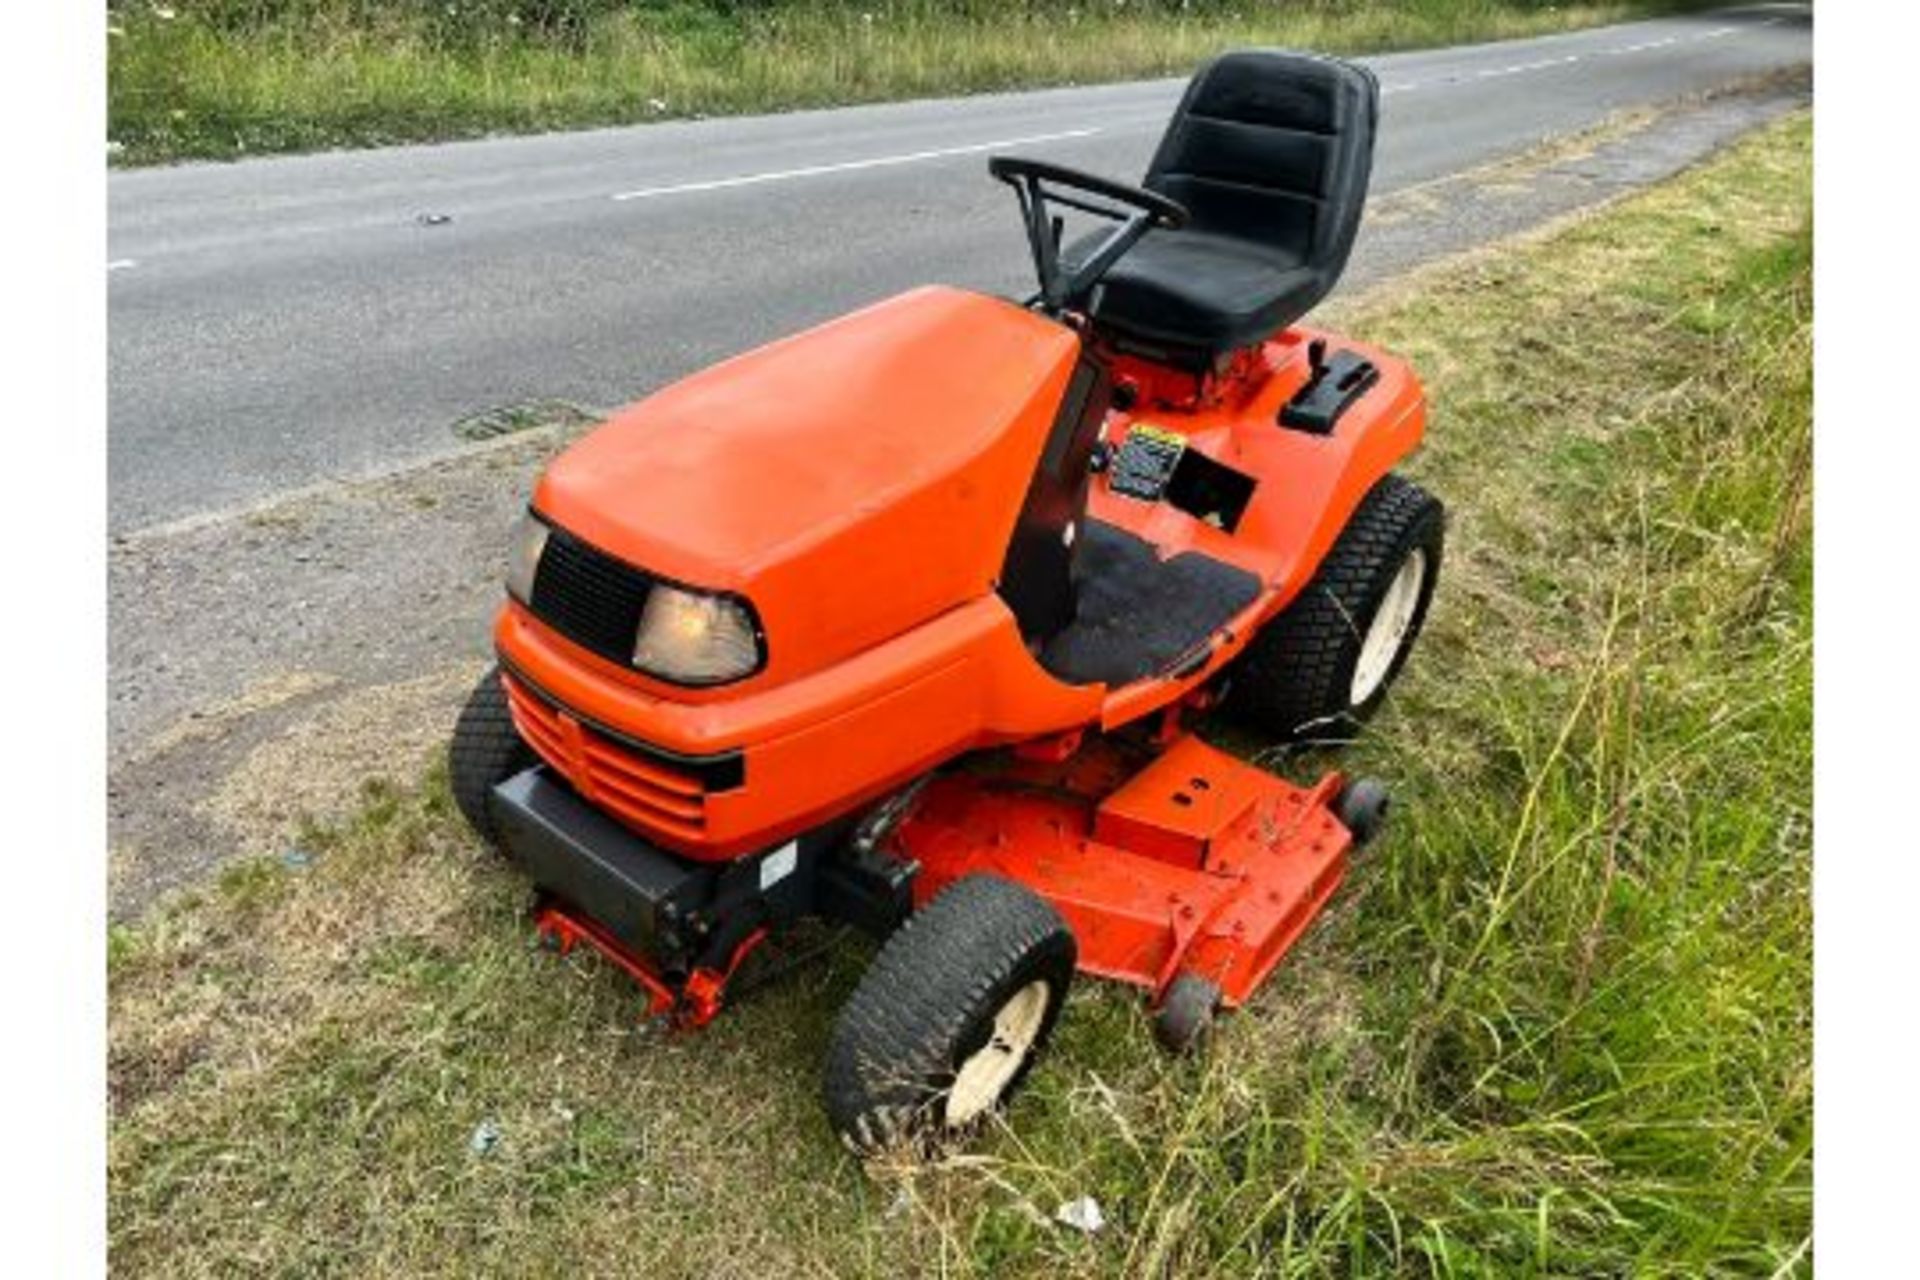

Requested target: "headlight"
[
  {"left": 632, "top": 585, "right": 763, "bottom": 684},
  {"left": 505, "top": 512, "right": 550, "bottom": 604}
]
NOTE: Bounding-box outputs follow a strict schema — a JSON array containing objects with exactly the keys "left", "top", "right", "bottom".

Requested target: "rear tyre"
[
  {"left": 450, "top": 665, "right": 535, "bottom": 848},
  {"left": 823, "top": 875, "right": 1076, "bottom": 1157},
  {"left": 1226, "top": 473, "right": 1443, "bottom": 742},
  {"left": 1154, "top": 973, "right": 1222, "bottom": 1055}
]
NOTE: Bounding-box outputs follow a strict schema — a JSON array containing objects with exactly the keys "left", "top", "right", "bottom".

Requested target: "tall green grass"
[
  {"left": 1114, "top": 148, "right": 1815, "bottom": 1274},
  {"left": 110, "top": 1, "right": 1709, "bottom": 163},
  {"left": 108, "top": 116, "right": 1811, "bottom": 1276}
]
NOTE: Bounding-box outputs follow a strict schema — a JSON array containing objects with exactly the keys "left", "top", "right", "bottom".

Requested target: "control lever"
[{"left": 1280, "top": 343, "right": 1380, "bottom": 435}]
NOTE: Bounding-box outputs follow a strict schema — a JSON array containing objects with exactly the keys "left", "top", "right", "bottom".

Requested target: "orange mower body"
[
  {"left": 495, "top": 287, "right": 1422, "bottom": 863},
  {"left": 454, "top": 49, "right": 1445, "bottom": 1150}
]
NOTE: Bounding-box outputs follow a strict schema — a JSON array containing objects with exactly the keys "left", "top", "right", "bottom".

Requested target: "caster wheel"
[
  {"left": 1154, "top": 973, "right": 1223, "bottom": 1055},
  {"left": 1335, "top": 777, "right": 1392, "bottom": 848}
]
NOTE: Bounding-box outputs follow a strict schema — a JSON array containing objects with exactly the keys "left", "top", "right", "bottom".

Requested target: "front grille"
[
  {"left": 528, "top": 522, "right": 654, "bottom": 665},
  {"left": 502, "top": 671, "right": 710, "bottom": 842}
]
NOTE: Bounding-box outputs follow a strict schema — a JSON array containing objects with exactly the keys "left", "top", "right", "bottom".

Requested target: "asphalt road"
[{"left": 107, "top": 4, "right": 1810, "bottom": 535}]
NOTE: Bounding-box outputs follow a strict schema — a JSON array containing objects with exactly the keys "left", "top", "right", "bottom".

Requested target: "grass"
[
  {"left": 108, "top": 1, "right": 1719, "bottom": 164},
  {"left": 108, "top": 113, "right": 1812, "bottom": 1277}
]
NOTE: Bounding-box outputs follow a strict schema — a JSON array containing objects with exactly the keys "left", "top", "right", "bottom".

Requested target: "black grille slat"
[{"left": 528, "top": 524, "right": 654, "bottom": 664}]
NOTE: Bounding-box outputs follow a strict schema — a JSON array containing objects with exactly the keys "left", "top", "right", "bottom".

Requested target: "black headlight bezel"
[{"left": 515, "top": 508, "right": 768, "bottom": 688}]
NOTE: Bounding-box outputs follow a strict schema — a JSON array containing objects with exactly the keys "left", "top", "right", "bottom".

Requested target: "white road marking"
[
  {"left": 1382, "top": 21, "right": 1777, "bottom": 97},
  {"left": 108, "top": 259, "right": 137, "bottom": 271},
  {"left": 1473, "top": 54, "right": 1583, "bottom": 80},
  {"left": 601, "top": 19, "right": 1784, "bottom": 198},
  {"left": 611, "top": 127, "right": 1100, "bottom": 201}
]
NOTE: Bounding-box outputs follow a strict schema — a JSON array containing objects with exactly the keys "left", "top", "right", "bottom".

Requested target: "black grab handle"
[
  {"left": 990, "top": 156, "right": 1190, "bottom": 314},
  {"left": 988, "top": 156, "right": 1190, "bottom": 230}
]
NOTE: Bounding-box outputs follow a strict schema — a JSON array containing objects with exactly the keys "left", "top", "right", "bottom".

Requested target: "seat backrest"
[{"left": 1144, "top": 50, "right": 1378, "bottom": 303}]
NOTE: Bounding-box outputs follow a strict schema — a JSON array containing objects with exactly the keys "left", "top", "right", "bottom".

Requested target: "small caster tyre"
[
  {"left": 1335, "top": 777, "right": 1392, "bottom": 849},
  {"left": 823, "top": 875, "right": 1076, "bottom": 1157},
  {"left": 450, "top": 665, "right": 535, "bottom": 848},
  {"left": 1154, "top": 973, "right": 1223, "bottom": 1055}
]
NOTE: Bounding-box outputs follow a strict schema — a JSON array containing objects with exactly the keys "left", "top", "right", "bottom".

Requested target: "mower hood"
[{"left": 533, "top": 286, "right": 1082, "bottom": 685}]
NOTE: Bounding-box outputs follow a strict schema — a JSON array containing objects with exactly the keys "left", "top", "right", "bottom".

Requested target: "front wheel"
[
  {"left": 1226, "top": 473, "right": 1444, "bottom": 742},
  {"left": 823, "top": 875, "right": 1076, "bottom": 1156},
  {"left": 449, "top": 665, "right": 535, "bottom": 847}
]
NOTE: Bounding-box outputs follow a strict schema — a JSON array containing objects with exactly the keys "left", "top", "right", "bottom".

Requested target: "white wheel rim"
[
  {"left": 1349, "top": 548, "right": 1428, "bottom": 706},
  {"left": 945, "top": 980, "right": 1050, "bottom": 1127}
]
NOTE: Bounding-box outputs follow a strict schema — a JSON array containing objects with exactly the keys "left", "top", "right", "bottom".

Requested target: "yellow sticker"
[{"left": 1128, "top": 423, "right": 1185, "bottom": 449}]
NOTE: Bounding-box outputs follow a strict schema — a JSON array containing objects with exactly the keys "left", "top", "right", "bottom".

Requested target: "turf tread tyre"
[
  {"left": 823, "top": 875, "right": 1076, "bottom": 1156},
  {"left": 1227, "top": 473, "right": 1443, "bottom": 741},
  {"left": 450, "top": 666, "right": 534, "bottom": 847}
]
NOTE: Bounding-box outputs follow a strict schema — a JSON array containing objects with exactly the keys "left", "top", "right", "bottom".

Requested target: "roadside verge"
[{"left": 112, "top": 109, "right": 1811, "bottom": 1278}]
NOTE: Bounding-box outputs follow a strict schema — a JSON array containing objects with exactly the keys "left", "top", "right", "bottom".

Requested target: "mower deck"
[{"left": 890, "top": 734, "right": 1352, "bottom": 1007}]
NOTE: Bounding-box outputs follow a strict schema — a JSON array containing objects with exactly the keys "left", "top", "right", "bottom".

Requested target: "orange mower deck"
[
  {"left": 505, "top": 731, "right": 1357, "bottom": 1025},
  {"left": 893, "top": 736, "right": 1352, "bottom": 1007}
]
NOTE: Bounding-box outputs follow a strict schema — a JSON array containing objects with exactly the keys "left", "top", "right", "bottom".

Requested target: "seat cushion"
[{"left": 1071, "top": 227, "right": 1319, "bottom": 353}]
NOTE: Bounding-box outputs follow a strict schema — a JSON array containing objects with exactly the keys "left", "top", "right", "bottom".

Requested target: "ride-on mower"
[{"left": 451, "top": 49, "right": 1443, "bottom": 1153}]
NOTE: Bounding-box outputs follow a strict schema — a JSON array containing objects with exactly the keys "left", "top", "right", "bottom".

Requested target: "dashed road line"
[
  {"left": 1384, "top": 21, "right": 1769, "bottom": 96},
  {"left": 611, "top": 127, "right": 1101, "bottom": 201}
]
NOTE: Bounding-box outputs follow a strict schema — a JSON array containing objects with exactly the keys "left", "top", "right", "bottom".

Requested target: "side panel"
[
  {"left": 998, "top": 357, "right": 1112, "bottom": 641},
  {"left": 1086, "top": 325, "right": 1426, "bottom": 726}
]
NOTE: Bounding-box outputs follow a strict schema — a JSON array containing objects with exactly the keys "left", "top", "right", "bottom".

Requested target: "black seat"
[{"left": 1073, "top": 50, "right": 1378, "bottom": 359}]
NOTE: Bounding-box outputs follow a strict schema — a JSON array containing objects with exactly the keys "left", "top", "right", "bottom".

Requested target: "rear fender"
[
  {"left": 1229, "top": 330, "right": 1427, "bottom": 602},
  {"left": 1086, "top": 328, "right": 1426, "bottom": 729}
]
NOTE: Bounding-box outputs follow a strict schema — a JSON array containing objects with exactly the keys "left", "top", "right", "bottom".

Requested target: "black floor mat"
[{"left": 1040, "top": 520, "right": 1262, "bottom": 687}]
